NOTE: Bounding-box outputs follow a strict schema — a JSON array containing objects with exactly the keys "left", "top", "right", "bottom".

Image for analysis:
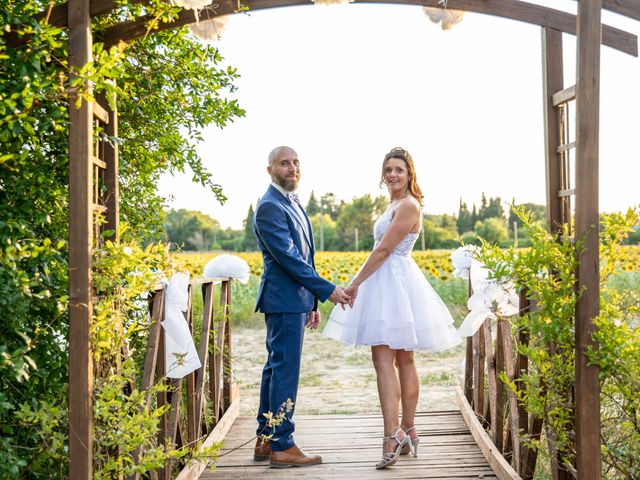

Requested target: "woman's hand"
[{"left": 345, "top": 284, "right": 359, "bottom": 307}]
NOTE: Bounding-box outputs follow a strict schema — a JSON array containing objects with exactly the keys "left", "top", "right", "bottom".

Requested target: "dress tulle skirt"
[{"left": 323, "top": 254, "right": 462, "bottom": 352}]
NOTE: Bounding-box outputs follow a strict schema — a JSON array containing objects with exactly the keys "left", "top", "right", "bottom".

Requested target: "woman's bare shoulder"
[{"left": 397, "top": 195, "right": 421, "bottom": 212}]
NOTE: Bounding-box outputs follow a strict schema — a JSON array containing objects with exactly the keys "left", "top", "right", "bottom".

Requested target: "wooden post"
[
  {"left": 223, "top": 280, "right": 233, "bottom": 410},
  {"left": 194, "top": 283, "right": 215, "bottom": 436},
  {"left": 464, "top": 279, "right": 474, "bottom": 402},
  {"left": 494, "top": 320, "right": 505, "bottom": 453},
  {"left": 68, "top": 0, "right": 93, "bottom": 476},
  {"left": 575, "top": 0, "right": 602, "bottom": 477},
  {"left": 185, "top": 286, "right": 196, "bottom": 445},
  {"left": 542, "top": 26, "right": 565, "bottom": 235},
  {"left": 156, "top": 328, "right": 169, "bottom": 480},
  {"left": 472, "top": 325, "right": 485, "bottom": 419},
  {"left": 101, "top": 84, "right": 118, "bottom": 240}
]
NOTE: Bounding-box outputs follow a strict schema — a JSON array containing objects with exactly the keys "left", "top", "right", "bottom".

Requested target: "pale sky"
[{"left": 157, "top": 2, "right": 640, "bottom": 229}]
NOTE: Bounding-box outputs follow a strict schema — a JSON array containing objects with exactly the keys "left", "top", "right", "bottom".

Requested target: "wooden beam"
[
  {"left": 36, "top": 0, "right": 640, "bottom": 30},
  {"left": 570, "top": 0, "right": 640, "bottom": 22},
  {"left": 552, "top": 85, "right": 577, "bottom": 107},
  {"left": 574, "top": 0, "right": 602, "bottom": 478},
  {"left": 542, "top": 27, "right": 565, "bottom": 236},
  {"left": 455, "top": 386, "right": 522, "bottom": 480},
  {"left": 174, "top": 384, "right": 240, "bottom": 480},
  {"left": 67, "top": 0, "right": 94, "bottom": 477},
  {"left": 99, "top": 0, "right": 638, "bottom": 56},
  {"left": 558, "top": 188, "right": 576, "bottom": 198},
  {"left": 92, "top": 100, "right": 109, "bottom": 123},
  {"left": 556, "top": 141, "right": 576, "bottom": 153},
  {"left": 39, "top": 0, "right": 131, "bottom": 28},
  {"left": 100, "top": 88, "right": 119, "bottom": 240}
]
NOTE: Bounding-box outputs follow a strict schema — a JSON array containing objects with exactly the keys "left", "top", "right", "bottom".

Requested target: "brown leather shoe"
[
  {"left": 270, "top": 445, "right": 322, "bottom": 468},
  {"left": 253, "top": 437, "right": 271, "bottom": 461}
]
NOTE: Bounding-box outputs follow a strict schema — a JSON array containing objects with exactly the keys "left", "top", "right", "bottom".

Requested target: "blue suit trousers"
[{"left": 256, "top": 312, "right": 306, "bottom": 451}]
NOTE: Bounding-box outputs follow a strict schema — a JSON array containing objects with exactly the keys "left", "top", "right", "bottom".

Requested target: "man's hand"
[
  {"left": 328, "top": 286, "right": 351, "bottom": 309},
  {"left": 306, "top": 310, "right": 321, "bottom": 329}
]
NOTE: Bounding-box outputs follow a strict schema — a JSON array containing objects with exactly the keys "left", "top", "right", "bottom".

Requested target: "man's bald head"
[
  {"left": 268, "top": 146, "right": 297, "bottom": 167},
  {"left": 267, "top": 146, "right": 300, "bottom": 192}
]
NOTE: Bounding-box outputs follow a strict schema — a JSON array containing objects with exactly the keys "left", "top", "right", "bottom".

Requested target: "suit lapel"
[
  {"left": 269, "top": 186, "right": 313, "bottom": 249},
  {"left": 285, "top": 201, "right": 313, "bottom": 249}
]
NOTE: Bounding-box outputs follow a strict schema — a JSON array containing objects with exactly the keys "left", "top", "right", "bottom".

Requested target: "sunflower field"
[
  {"left": 173, "top": 247, "right": 640, "bottom": 328},
  {"left": 175, "top": 246, "right": 640, "bottom": 285},
  {"left": 174, "top": 250, "right": 461, "bottom": 284}
]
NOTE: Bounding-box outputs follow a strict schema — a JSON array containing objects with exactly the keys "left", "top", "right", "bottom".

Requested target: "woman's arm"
[{"left": 349, "top": 197, "right": 421, "bottom": 289}]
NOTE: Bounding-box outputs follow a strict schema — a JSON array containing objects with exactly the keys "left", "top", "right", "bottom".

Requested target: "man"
[{"left": 253, "top": 146, "right": 351, "bottom": 468}]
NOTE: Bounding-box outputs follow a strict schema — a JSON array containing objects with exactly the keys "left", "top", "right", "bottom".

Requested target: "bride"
[{"left": 323, "top": 147, "right": 461, "bottom": 469}]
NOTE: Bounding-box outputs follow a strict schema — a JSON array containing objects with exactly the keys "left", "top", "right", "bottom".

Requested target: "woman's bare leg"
[
  {"left": 372, "top": 345, "right": 404, "bottom": 453},
  {"left": 396, "top": 349, "right": 419, "bottom": 437}
]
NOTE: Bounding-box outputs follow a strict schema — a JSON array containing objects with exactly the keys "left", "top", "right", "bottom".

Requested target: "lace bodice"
[{"left": 373, "top": 205, "right": 420, "bottom": 257}]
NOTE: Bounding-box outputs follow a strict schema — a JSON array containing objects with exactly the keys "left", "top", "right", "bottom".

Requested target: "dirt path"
[{"left": 232, "top": 326, "right": 466, "bottom": 417}]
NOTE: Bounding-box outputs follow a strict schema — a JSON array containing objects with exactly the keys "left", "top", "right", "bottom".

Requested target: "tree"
[
  {"left": 306, "top": 191, "right": 320, "bottom": 216},
  {"left": 485, "top": 197, "right": 506, "bottom": 220},
  {"left": 474, "top": 218, "right": 510, "bottom": 245},
  {"left": 320, "top": 192, "right": 341, "bottom": 221},
  {"left": 461, "top": 231, "right": 481, "bottom": 245},
  {"left": 422, "top": 220, "right": 459, "bottom": 249},
  {"left": 508, "top": 202, "right": 546, "bottom": 236},
  {"left": 478, "top": 192, "right": 488, "bottom": 220},
  {"left": 623, "top": 223, "right": 640, "bottom": 245},
  {"left": 309, "top": 213, "right": 337, "bottom": 250},
  {"left": 477, "top": 194, "right": 505, "bottom": 222},
  {"left": 217, "top": 227, "right": 244, "bottom": 251},
  {"left": 164, "top": 209, "right": 220, "bottom": 251},
  {"left": 440, "top": 213, "right": 457, "bottom": 230},
  {"left": 456, "top": 200, "right": 473, "bottom": 234},
  {"left": 335, "top": 195, "right": 386, "bottom": 250},
  {"left": 243, "top": 204, "right": 258, "bottom": 251}
]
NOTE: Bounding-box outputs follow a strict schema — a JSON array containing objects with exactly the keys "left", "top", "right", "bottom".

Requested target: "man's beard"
[{"left": 273, "top": 172, "right": 299, "bottom": 191}]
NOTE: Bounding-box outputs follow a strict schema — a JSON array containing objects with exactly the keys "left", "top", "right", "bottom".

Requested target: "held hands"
[
  {"left": 328, "top": 285, "right": 355, "bottom": 309},
  {"left": 306, "top": 310, "right": 321, "bottom": 329},
  {"left": 344, "top": 284, "right": 358, "bottom": 304}
]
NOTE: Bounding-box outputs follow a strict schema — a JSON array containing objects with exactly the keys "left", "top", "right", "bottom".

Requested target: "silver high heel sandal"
[
  {"left": 399, "top": 426, "right": 419, "bottom": 457},
  {"left": 375, "top": 428, "right": 410, "bottom": 470}
]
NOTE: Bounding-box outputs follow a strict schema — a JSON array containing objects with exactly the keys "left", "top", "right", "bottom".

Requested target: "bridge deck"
[{"left": 202, "top": 410, "right": 497, "bottom": 479}]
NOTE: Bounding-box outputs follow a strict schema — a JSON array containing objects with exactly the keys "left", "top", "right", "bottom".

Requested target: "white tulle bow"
[
  {"left": 424, "top": 6, "right": 464, "bottom": 30},
  {"left": 450, "top": 245, "right": 476, "bottom": 279},
  {"left": 161, "top": 272, "right": 202, "bottom": 379},
  {"left": 456, "top": 259, "right": 519, "bottom": 338},
  {"left": 311, "top": 0, "right": 355, "bottom": 5},
  {"left": 188, "top": 15, "right": 228, "bottom": 41},
  {"left": 203, "top": 254, "right": 250, "bottom": 284},
  {"left": 171, "top": 0, "right": 210, "bottom": 9}
]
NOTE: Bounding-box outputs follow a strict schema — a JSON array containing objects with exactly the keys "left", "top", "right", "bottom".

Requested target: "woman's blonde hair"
[{"left": 379, "top": 147, "right": 424, "bottom": 206}]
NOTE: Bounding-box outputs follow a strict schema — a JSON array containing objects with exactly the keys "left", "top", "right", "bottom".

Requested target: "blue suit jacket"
[{"left": 254, "top": 185, "right": 335, "bottom": 313}]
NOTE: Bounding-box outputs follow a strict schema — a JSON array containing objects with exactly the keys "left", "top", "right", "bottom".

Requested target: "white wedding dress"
[{"left": 323, "top": 203, "right": 462, "bottom": 352}]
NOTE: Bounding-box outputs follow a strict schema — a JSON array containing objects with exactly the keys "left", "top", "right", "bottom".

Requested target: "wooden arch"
[{"left": 35, "top": 0, "right": 637, "bottom": 478}]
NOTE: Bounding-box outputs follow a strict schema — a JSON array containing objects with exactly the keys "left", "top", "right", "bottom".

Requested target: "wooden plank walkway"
[{"left": 202, "top": 410, "right": 497, "bottom": 479}]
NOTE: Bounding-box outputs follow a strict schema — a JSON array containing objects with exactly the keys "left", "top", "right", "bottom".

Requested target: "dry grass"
[{"left": 232, "top": 326, "right": 466, "bottom": 417}]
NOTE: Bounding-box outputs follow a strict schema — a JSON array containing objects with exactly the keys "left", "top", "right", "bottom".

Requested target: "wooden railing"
[
  {"left": 456, "top": 287, "right": 545, "bottom": 480},
  {"left": 138, "top": 277, "right": 238, "bottom": 480}
]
